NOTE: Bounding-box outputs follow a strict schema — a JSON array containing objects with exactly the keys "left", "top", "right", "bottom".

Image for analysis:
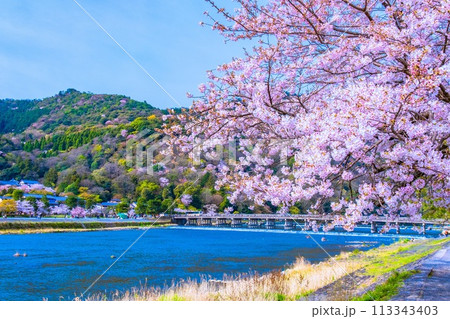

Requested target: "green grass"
[
  {"left": 294, "top": 290, "right": 314, "bottom": 300},
  {"left": 353, "top": 270, "right": 420, "bottom": 301},
  {"left": 350, "top": 249, "right": 361, "bottom": 256},
  {"left": 350, "top": 238, "right": 449, "bottom": 300},
  {"left": 264, "top": 292, "right": 287, "bottom": 301},
  {"left": 157, "top": 294, "right": 186, "bottom": 301},
  {"left": 363, "top": 238, "right": 447, "bottom": 276}
]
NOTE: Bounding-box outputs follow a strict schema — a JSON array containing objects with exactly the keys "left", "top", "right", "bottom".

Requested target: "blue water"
[{"left": 0, "top": 227, "right": 414, "bottom": 300}]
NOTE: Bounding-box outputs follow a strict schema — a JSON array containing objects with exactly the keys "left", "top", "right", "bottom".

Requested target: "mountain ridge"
[{"left": 0, "top": 88, "right": 162, "bottom": 135}]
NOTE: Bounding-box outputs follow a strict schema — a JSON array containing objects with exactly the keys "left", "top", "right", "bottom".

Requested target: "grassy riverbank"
[
  {"left": 85, "top": 237, "right": 449, "bottom": 301},
  {"left": 0, "top": 220, "right": 173, "bottom": 234}
]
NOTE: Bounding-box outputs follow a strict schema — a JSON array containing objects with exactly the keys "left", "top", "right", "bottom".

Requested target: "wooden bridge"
[{"left": 171, "top": 214, "right": 447, "bottom": 234}]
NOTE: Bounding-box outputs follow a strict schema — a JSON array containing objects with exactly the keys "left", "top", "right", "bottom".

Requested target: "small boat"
[
  {"left": 13, "top": 252, "right": 20, "bottom": 257},
  {"left": 22, "top": 253, "right": 28, "bottom": 257},
  {"left": 321, "top": 237, "right": 327, "bottom": 242},
  {"left": 305, "top": 235, "right": 311, "bottom": 239},
  {"left": 110, "top": 255, "right": 116, "bottom": 259}
]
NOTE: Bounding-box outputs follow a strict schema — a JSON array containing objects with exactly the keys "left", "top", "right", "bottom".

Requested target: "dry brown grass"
[{"left": 89, "top": 253, "right": 364, "bottom": 301}]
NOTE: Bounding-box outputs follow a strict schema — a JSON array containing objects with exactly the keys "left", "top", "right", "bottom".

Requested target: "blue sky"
[{"left": 0, "top": 0, "right": 247, "bottom": 108}]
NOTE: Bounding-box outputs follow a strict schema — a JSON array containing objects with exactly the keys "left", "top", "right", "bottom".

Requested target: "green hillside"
[
  {"left": 0, "top": 89, "right": 239, "bottom": 216},
  {"left": 0, "top": 99, "right": 49, "bottom": 134},
  {"left": 0, "top": 89, "right": 158, "bottom": 134}
]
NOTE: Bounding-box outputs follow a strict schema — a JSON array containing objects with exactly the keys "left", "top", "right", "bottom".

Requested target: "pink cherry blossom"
[
  {"left": 159, "top": 177, "right": 169, "bottom": 187},
  {"left": 203, "top": 204, "right": 218, "bottom": 215},
  {"left": 16, "top": 200, "right": 34, "bottom": 216},
  {"left": 166, "top": 0, "right": 449, "bottom": 226},
  {"left": 86, "top": 206, "right": 103, "bottom": 217},
  {"left": 181, "top": 194, "right": 193, "bottom": 207},
  {"left": 71, "top": 207, "right": 86, "bottom": 219},
  {"left": 50, "top": 205, "right": 69, "bottom": 216}
]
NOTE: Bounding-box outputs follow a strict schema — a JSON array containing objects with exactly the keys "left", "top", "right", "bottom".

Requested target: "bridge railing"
[{"left": 171, "top": 214, "right": 446, "bottom": 225}]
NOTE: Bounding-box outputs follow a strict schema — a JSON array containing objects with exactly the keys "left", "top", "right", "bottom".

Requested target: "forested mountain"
[
  {"left": 0, "top": 88, "right": 158, "bottom": 134},
  {"left": 0, "top": 89, "right": 241, "bottom": 215}
]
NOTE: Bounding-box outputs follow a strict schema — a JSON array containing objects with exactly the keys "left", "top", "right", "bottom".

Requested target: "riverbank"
[
  {"left": 0, "top": 220, "right": 173, "bottom": 234},
  {"left": 85, "top": 237, "right": 449, "bottom": 301}
]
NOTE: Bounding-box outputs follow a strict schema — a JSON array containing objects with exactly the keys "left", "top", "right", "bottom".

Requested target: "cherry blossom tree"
[
  {"left": 16, "top": 200, "right": 34, "bottom": 217},
  {"left": 167, "top": 0, "right": 449, "bottom": 229},
  {"left": 181, "top": 194, "right": 193, "bottom": 207},
  {"left": 50, "top": 204, "right": 70, "bottom": 217},
  {"left": 87, "top": 205, "right": 103, "bottom": 218},
  {"left": 224, "top": 207, "right": 234, "bottom": 215},
  {"left": 71, "top": 207, "right": 86, "bottom": 219},
  {"left": 203, "top": 204, "right": 218, "bottom": 215},
  {"left": 36, "top": 201, "right": 47, "bottom": 218}
]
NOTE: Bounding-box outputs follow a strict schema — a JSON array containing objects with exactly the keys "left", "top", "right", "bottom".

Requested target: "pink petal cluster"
[
  {"left": 71, "top": 207, "right": 86, "bottom": 218},
  {"left": 50, "top": 204, "right": 69, "bottom": 216},
  {"left": 181, "top": 194, "right": 193, "bottom": 207},
  {"left": 16, "top": 201, "right": 35, "bottom": 216},
  {"left": 167, "top": 0, "right": 449, "bottom": 225},
  {"left": 159, "top": 177, "right": 169, "bottom": 187}
]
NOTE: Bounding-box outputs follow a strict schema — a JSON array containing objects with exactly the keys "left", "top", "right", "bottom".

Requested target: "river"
[{"left": 0, "top": 226, "right": 428, "bottom": 300}]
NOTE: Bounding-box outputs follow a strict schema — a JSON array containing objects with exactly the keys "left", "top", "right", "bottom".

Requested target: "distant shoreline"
[{"left": 0, "top": 219, "right": 173, "bottom": 235}]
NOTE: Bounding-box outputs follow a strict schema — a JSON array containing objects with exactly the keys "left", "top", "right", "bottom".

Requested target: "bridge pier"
[
  {"left": 216, "top": 218, "right": 227, "bottom": 227},
  {"left": 421, "top": 223, "right": 426, "bottom": 234},
  {"left": 371, "top": 221, "right": 377, "bottom": 233},
  {"left": 303, "top": 219, "right": 310, "bottom": 231},
  {"left": 187, "top": 218, "right": 198, "bottom": 226},
  {"left": 266, "top": 219, "right": 275, "bottom": 229},
  {"left": 248, "top": 219, "right": 259, "bottom": 229},
  {"left": 201, "top": 218, "right": 212, "bottom": 226},
  {"left": 284, "top": 219, "right": 294, "bottom": 230},
  {"left": 173, "top": 218, "right": 186, "bottom": 226},
  {"left": 231, "top": 218, "right": 242, "bottom": 228},
  {"left": 395, "top": 222, "right": 400, "bottom": 234}
]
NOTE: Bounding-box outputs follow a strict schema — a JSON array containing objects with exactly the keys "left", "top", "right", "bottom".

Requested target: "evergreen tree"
[
  {"left": 116, "top": 198, "right": 130, "bottom": 213},
  {"left": 43, "top": 167, "right": 58, "bottom": 187},
  {"left": 41, "top": 195, "right": 50, "bottom": 208},
  {"left": 65, "top": 195, "right": 78, "bottom": 209},
  {"left": 12, "top": 189, "right": 24, "bottom": 201}
]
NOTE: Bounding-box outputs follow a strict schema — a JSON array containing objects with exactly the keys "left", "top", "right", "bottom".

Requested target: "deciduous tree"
[{"left": 0, "top": 199, "right": 16, "bottom": 215}]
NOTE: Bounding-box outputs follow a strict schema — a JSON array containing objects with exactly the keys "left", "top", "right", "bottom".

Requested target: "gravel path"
[{"left": 391, "top": 245, "right": 450, "bottom": 301}]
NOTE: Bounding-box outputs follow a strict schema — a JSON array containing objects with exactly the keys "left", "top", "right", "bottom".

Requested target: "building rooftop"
[
  {"left": 101, "top": 202, "right": 118, "bottom": 207},
  {"left": 20, "top": 180, "right": 42, "bottom": 185},
  {"left": 0, "top": 179, "right": 20, "bottom": 186}
]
